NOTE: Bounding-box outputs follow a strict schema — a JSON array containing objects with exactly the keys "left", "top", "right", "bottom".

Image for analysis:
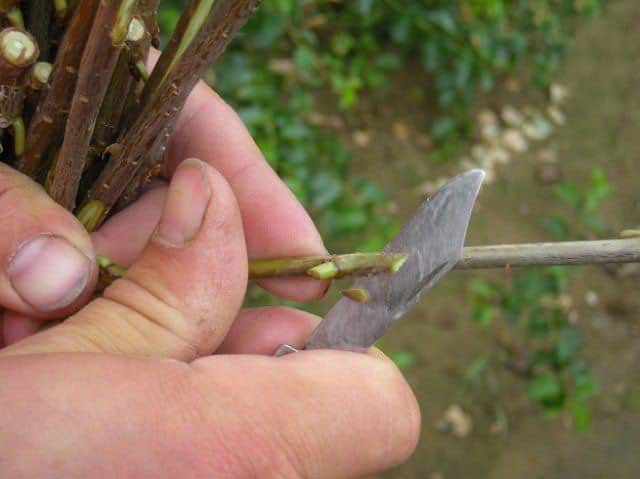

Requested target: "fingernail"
[
  {"left": 153, "top": 158, "right": 210, "bottom": 248},
  {"left": 7, "top": 235, "right": 91, "bottom": 312}
]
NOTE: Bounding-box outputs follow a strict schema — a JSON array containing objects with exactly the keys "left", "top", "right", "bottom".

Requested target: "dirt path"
[{"left": 339, "top": 1, "right": 640, "bottom": 477}]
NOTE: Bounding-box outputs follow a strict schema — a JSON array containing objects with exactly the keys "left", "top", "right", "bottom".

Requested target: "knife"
[{"left": 275, "top": 168, "right": 486, "bottom": 356}]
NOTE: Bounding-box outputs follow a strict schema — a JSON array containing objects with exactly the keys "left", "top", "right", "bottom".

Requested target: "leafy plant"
[
  {"left": 469, "top": 268, "right": 598, "bottom": 430},
  {"left": 545, "top": 168, "right": 612, "bottom": 239}
]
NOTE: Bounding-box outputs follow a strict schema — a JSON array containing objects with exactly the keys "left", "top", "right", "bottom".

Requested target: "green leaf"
[
  {"left": 555, "top": 328, "right": 581, "bottom": 365},
  {"left": 310, "top": 172, "right": 343, "bottom": 209},
  {"left": 554, "top": 182, "right": 580, "bottom": 209},
  {"left": 574, "top": 371, "right": 599, "bottom": 401},
  {"left": 293, "top": 45, "right": 316, "bottom": 73},
  {"left": 331, "top": 33, "right": 355, "bottom": 57},
  {"left": 473, "top": 304, "right": 495, "bottom": 326},
  {"left": 528, "top": 374, "right": 565, "bottom": 406},
  {"left": 430, "top": 116, "right": 458, "bottom": 142},
  {"left": 426, "top": 10, "right": 457, "bottom": 34},
  {"left": 543, "top": 216, "right": 570, "bottom": 239},
  {"left": 579, "top": 214, "right": 605, "bottom": 234},
  {"left": 465, "top": 356, "right": 490, "bottom": 383},
  {"left": 390, "top": 15, "right": 412, "bottom": 45},
  {"left": 471, "top": 280, "right": 494, "bottom": 299},
  {"left": 391, "top": 350, "right": 416, "bottom": 370},
  {"left": 569, "top": 400, "right": 591, "bottom": 431},
  {"left": 585, "top": 168, "right": 611, "bottom": 211}
]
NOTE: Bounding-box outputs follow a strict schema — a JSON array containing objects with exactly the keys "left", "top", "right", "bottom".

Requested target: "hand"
[
  {"left": 0, "top": 155, "right": 419, "bottom": 477},
  {"left": 1, "top": 78, "right": 328, "bottom": 345}
]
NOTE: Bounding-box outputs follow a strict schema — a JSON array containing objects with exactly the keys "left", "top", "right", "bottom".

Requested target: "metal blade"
[{"left": 305, "top": 169, "right": 485, "bottom": 352}]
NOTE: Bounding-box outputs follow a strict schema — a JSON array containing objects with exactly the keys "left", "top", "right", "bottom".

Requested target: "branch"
[
  {"left": 92, "top": 237, "right": 640, "bottom": 293},
  {"left": 81, "top": 0, "right": 262, "bottom": 230},
  {"left": 457, "top": 238, "right": 640, "bottom": 269},
  {"left": 250, "top": 253, "right": 409, "bottom": 279},
  {"left": 96, "top": 252, "right": 409, "bottom": 291},
  {"left": 17, "top": 0, "right": 100, "bottom": 177},
  {"left": 46, "top": 0, "right": 136, "bottom": 210}
]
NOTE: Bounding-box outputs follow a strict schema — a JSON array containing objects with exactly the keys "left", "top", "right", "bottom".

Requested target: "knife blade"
[{"left": 275, "top": 169, "right": 485, "bottom": 355}]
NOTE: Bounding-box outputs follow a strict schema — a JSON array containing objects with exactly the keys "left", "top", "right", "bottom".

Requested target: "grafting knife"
[{"left": 275, "top": 169, "right": 485, "bottom": 355}]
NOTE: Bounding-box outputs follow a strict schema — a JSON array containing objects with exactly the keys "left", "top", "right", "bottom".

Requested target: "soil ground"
[{"left": 320, "top": 1, "right": 640, "bottom": 477}]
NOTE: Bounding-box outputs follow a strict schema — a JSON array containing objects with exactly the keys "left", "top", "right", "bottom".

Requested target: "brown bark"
[
  {"left": 46, "top": 0, "right": 136, "bottom": 210},
  {"left": 16, "top": 0, "right": 99, "bottom": 178},
  {"left": 23, "top": 61, "right": 52, "bottom": 125},
  {"left": 25, "top": 0, "right": 52, "bottom": 60},
  {"left": 82, "top": 0, "right": 262, "bottom": 228},
  {"left": 0, "top": 0, "right": 19, "bottom": 14}
]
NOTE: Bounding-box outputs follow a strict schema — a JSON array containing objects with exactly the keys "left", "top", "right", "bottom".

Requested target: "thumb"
[{"left": 2, "top": 159, "right": 248, "bottom": 360}]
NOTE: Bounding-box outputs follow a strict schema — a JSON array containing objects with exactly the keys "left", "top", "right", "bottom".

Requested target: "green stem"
[
  {"left": 6, "top": 7, "right": 24, "bottom": 28},
  {"left": 11, "top": 116, "right": 24, "bottom": 155},
  {"left": 96, "top": 252, "right": 410, "bottom": 291}
]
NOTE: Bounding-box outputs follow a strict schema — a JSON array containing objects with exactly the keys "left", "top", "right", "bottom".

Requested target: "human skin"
[{"left": 0, "top": 79, "right": 420, "bottom": 477}]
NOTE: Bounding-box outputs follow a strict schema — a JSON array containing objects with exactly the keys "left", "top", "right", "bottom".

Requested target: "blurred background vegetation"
[
  {"left": 160, "top": 0, "right": 599, "bottom": 251},
  {"left": 158, "top": 2, "right": 640, "bottom": 477}
]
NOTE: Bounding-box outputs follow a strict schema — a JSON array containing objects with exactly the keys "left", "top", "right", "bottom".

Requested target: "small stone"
[
  {"left": 558, "top": 294, "right": 573, "bottom": 311},
  {"left": 268, "top": 58, "right": 295, "bottom": 77},
  {"left": 550, "top": 83, "right": 570, "bottom": 104},
  {"left": 568, "top": 310, "right": 579, "bottom": 324},
  {"left": 522, "top": 115, "right": 553, "bottom": 141},
  {"left": 352, "top": 130, "right": 371, "bottom": 147},
  {"left": 392, "top": 121, "right": 410, "bottom": 141},
  {"left": 501, "top": 105, "right": 525, "bottom": 127},
  {"left": 537, "top": 148, "right": 557, "bottom": 164},
  {"left": 487, "top": 146, "right": 510, "bottom": 165},
  {"left": 471, "top": 144, "right": 489, "bottom": 163},
  {"left": 477, "top": 109, "right": 498, "bottom": 126},
  {"left": 585, "top": 290, "right": 599, "bottom": 307},
  {"left": 547, "top": 105, "right": 566, "bottom": 125},
  {"left": 437, "top": 404, "right": 472, "bottom": 438},
  {"left": 501, "top": 129, "right": 528, "bottom": 152},
  {"left": 479, "top": 123, "right": 501, "bottom": 145}
]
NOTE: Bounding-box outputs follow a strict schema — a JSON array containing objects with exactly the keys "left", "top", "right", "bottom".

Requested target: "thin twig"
[{"left": 457, "top": 238, "right": 640, "bottom": 269}]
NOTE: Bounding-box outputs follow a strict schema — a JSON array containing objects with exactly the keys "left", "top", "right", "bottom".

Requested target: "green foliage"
[
  {"left": 390, "top": 350, "right": 417, "bottom": 370},
  {"left": 468, "top": 170, "right": 610, "bottom": 429},
  {"left": 470, "top": 268, "right": 598, "bottom": 430},
  {"left": 545, "top": 168, "right": 612, "bottom": 239},
  {"left": 158, "top": 0, "right": 599, "bottom": 249}
]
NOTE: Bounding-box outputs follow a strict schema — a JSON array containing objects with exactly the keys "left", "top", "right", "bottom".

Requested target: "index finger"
[{"left": 166, "top": 80, "right": 329, "bottom": 301}]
